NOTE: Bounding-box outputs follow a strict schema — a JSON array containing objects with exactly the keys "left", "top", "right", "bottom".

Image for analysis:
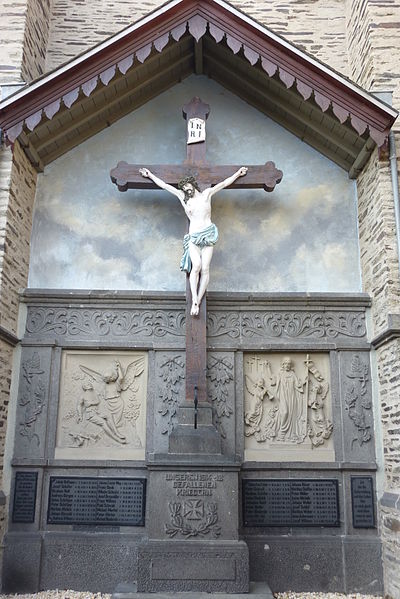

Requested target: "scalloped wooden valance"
[{"left": 0, "top": 0, "right": 397, "bottom": 149}]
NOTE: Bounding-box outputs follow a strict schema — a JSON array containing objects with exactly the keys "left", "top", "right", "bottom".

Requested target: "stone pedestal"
[
  {"left": 168, "top": 402, "right": 221, "bottom": 454},
  {"left": 137, "top": 540, "right": 249, "bottom": 592},
  {"left": 138, "top": 465, "right": 249, "bottom": 593}
]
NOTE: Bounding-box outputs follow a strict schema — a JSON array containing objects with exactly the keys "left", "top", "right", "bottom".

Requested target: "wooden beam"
[
  {"left": 36, "top": 53, "right": 193, "bottom": 155},
  {"left": 19, "top": 130, "right": 44, "bottom": 171},
  {"left": 349, "top": 137, "right": 376, "bottom": 179},
  {"left": 204, "top": 53, "right": 359, "bottom": 162},
  {"left": 207, "top": 65, "right": 353, "bottom": 171},
  {"left": 194, "top": 39, "right": 203, "bottom": 75},
  {"left": 31, "top": 36, "right": 192, "bottom": 144},
  {"left": 205, "top": 37, "right": 363, "bottom": 150},
  {"left": 41, "top": 68, "right": 194, "bottom": 165}
]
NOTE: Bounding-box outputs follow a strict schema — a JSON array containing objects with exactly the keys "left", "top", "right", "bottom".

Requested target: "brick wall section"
[
  {"left": 0, "top": 142, "right": 37, "bottom": 335},
  {"left": 0, "top": 0, "right": 29, "bottom": 84},
  {"left": 0, "top": 340, "right": 13, "bottom": 476},
  {"left": 377, "top": 340, "right": 400, "bottom": 599},
  {"left": 377, "top": 340, "right": 400, "bottom": 491},
  {"left": 21, "top": 0, "right": 53, "bottom": 81},
  {"left": 380, "top": 503, "right": 400, "bottom": 599},
  {"left": 44, "top": 0, "right": 349, "bottom": 76},
  {"left": 356, "top": 152, "right": 400, "bottom": 337}
]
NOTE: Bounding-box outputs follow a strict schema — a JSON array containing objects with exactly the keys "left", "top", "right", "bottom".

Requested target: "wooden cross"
[{"left": 110, "top": 97, "right": 282, "bottom": 421}]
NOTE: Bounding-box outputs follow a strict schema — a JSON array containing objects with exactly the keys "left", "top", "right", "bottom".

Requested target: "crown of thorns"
[{"left": 177, "top": 176, "right": 200, "bottom": 192}]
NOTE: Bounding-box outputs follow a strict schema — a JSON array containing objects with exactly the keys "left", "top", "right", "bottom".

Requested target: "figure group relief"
[
  {"left": 56, "top": 351, "right": 147, "bottom": 459},
  {"left": 244, "top": 353, "right": 333, "bottom": 460}
]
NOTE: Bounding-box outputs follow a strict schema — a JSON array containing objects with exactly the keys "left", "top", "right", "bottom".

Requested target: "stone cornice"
[
  {"left": 20, "top": 289, "right": 372, "bottom": 308},
  {"left": 371, "top": 314, "right": 400, "bottom": 349},
  {"left": 0, "top": 324, "right": 19, "bottom": 347}
]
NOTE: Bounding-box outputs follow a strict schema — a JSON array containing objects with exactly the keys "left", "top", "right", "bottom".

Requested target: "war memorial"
[{"left": 0, "top": 0, "right": 399, "bottom": 596}]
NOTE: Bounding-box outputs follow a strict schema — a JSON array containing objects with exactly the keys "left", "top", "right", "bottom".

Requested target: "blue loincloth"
[{"left": 180, "top": 223, "right": 219, "bottom": 273}]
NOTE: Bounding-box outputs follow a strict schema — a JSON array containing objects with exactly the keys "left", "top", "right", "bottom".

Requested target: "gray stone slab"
[
  {"left": 343, "top": 537, "right": 383, "bottom": 594},
  {"left": 247, "top": 536, "right": 344, "bottom": 592},
  {"left": 113, "top": 580, "right": 273, "bottom": 599},
  {"left": 2, "top": 532, "right": 42, "bottom": 592},
  {"left": 137, "top": 540, "right": 249, "bottom": 593},
  {"left": 40, "top": 533, "right": 142, "bottom": 592}
]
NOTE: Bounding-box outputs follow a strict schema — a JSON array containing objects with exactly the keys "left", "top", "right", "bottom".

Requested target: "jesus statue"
[{"left": 139, "top": 166, "right": 248, "bottom": 316}]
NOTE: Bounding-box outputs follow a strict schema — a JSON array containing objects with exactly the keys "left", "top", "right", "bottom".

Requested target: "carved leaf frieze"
[
  {"left": 19, "top": 352, "right": 46, "bottom": 446},
  {"left": 158, "top": 355, "right": 185, "bottom": 435},
  {"left": 207, "top": 311, "right": 366, "bottom": 340},
  {"left": 26, "top": 307, "right": 185, "bottom": 338},
  {"left": 207, "top": 356, "right": 234, "bottom": 438},
  {"left": 344, "top": 354, "right": 372, "bottom": 446}
]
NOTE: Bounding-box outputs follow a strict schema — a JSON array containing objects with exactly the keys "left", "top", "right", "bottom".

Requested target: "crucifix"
[{"left": 110, "top": 97, "right": 282, "bottom": 442}]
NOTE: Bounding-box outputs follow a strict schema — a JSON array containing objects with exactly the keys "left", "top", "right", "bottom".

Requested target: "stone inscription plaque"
[
  {"left": 12, "top": 471, "right": 38, "bottom": 523},
  {"left": 243, "top": 479, "right": 340, "bottom": 527},
  {"left": 351, "top": 476, "right": 375, "bottom": 528},
  {"left": 47, "top": 477, "right": 146, "bottom": 526}
]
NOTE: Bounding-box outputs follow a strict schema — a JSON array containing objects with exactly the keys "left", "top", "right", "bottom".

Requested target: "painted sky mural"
[{"left": 29, "top": 76, "right": 361, "bottom": 293}]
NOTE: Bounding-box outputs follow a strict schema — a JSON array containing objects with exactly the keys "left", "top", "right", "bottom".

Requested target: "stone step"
[{"left": 113, "top": 581, "right": 274, "bottom": 599}]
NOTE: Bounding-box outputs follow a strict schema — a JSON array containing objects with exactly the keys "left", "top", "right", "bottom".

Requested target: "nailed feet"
[{"left": 190, "top": 301, "right": 199, "bottom": 316}]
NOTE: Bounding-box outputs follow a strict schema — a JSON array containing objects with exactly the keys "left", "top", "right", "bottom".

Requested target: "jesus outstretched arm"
[
  {"left": 140, "top": 166, "right": 247, "bottom": 316},
  {"left": 206, "top": 167, "right": 248, "bottom": 198}
]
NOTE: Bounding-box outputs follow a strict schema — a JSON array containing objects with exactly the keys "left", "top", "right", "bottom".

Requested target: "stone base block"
[
  {"left": 137, "top": 540, "right": 249, "bottom": 593},
  {"left": 169, "top": 424, "right": 221, "bottom": 454},
  {"left": 2, "top": 533, "right": 42, "bottom": 593}
]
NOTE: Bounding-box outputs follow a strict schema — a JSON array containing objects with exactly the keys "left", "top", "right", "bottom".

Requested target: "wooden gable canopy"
[{"left": 0, "top": 0, "right": 397, "bottom": 177}]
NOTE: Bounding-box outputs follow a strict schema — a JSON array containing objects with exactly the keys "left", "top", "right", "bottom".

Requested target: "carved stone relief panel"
[
  {"left": 207, "top": 352, "right": 235, "bottom": 456},
  {"left": 55, "top": 350, "right": 148, "bottom": 460},
  {"left": 244, "top": 353, "right": 334, "bottom": 462},
  {"left": 153, "top": 352, "right": 185, "bottom": 454},
  {"left": 14, "top": 347, "right": 52, "bottom": 459},
  {"left": 147, "top": 470, "right": 239, "bottom": 540},
  {"left": 339, "top": 352, "right": 374, "bottom": 462}
]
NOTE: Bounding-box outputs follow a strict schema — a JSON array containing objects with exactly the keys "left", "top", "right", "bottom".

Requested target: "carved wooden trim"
[{"left": 0, "top": 0, "right": 396, "bottom": 147}]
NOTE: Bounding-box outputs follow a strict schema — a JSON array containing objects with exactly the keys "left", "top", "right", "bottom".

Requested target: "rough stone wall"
[
  {"left": 44, "top": 0, "right": 349, "bottom": 76},
  {"left": 0, "top": 142, "right": 37, "bottom": 335},
  {"left": 0, "top": 340, "right": 13, "bottom": 474},
  {"left": 380, "top": 500, "right": 400, "bottom": 599},
  {"left": 356, "top": 151, "right": 400, "bottom": 336},
  {"left": 0, "top": 0, "right": 52, "bottom": 85},
  {"left": 377, "top": 340, "right": 400, "bottom": 492},
  {"left": 21, "top": 0, "right": 53, "bottom": 81},
  {"left": 377, "top": 339, "right": 400, "bottom": 599},
  {"left": 0, "top": 0, "right": 29, "bottom": 84}
]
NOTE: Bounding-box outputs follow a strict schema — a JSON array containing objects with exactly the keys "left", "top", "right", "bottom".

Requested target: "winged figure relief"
[
  {"left": 69, "top": 357, "right": 146, "bottom": 448},
  {"left": 244, "top": 375, "right": 274, "bottom": 440}
]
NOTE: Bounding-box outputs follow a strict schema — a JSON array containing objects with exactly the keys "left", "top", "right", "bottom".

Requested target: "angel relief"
[
  {"left": 244, "top": 354, "right": 333, "bottom": 449},
  {"left": 57, "top": 352, "right": 147, "bottom": 452}
]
